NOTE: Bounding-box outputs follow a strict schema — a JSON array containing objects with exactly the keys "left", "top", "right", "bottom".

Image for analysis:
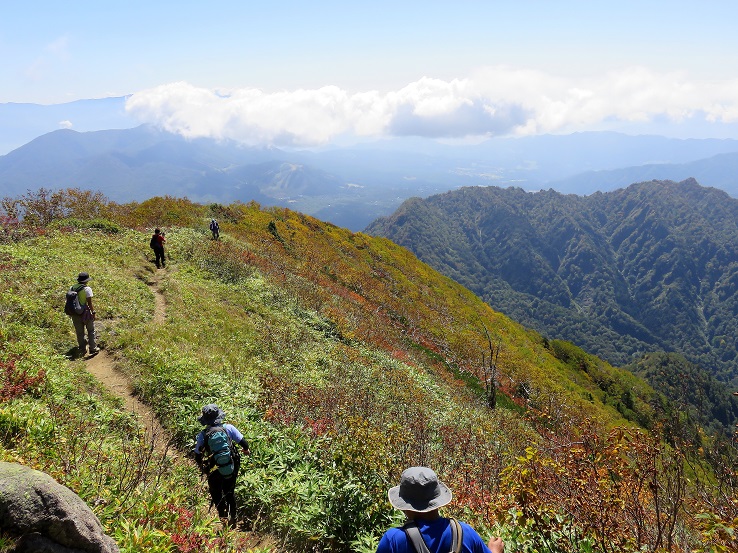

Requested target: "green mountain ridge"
[
  {"left": 366, "top": 179, "right": 738, "bottom": 390},
  {"left": 0, "top": 191, "right": 735, "bottom": 551}
]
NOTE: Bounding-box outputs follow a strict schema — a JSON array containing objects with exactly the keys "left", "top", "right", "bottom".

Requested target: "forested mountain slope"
[{"left": 366, "top": 179, "right": 738, "bottom": 387}]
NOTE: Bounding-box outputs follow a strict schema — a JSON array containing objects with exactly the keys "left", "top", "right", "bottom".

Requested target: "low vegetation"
[{"left": 0, "top": 188, "right": 736, "bottom": 552}]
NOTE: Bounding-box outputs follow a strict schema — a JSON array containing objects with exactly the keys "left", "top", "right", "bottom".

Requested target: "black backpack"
[
  {"left": 64, "top": 283, "right": 86, "bottom": 316},
  {"left": 204, "top": 426, "right": 235, "bottom": 478},
  {"left": 149, "top": 234, "right": 157, "bottom": 249},
  {"left": 402, "top": 518, "right": 462, "bottom": 553}
]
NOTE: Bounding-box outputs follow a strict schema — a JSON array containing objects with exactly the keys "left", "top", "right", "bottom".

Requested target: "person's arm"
[
  {"left": 226, "top": 424, "right": 250, "bottom": 454},
  {"left": 192, "top": 433, "right": 207, "bottom": 472}
]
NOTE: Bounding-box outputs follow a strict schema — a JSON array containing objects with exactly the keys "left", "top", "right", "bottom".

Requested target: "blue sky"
[{"left": 4, "top": 1, "right": 738, "bottom": 145}]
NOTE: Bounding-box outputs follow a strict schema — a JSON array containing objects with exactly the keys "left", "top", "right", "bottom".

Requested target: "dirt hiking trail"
[
  {"left": 80, "top": 266, "right": 279, "bottom": 547},
  {"left": 84, "top": 270, "right": 172, "bottom": 454}
]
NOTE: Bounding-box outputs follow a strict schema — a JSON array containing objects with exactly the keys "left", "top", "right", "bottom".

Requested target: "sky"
[{"left": 4, "top": 1, "right": 738, "bottom": 147}]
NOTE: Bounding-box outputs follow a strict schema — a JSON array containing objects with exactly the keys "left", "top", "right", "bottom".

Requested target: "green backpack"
[{"left": 205, "top": 426, "right": 235, "bottom": 478}]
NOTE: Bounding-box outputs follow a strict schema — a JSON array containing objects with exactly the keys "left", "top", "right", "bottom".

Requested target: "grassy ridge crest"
[{"left": 0, "top": 193, "right": 734, "bottom": 552}]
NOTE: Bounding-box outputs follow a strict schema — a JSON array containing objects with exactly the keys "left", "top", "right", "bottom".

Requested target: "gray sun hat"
[
  {"left": 77, "top": 272, "right": 92, "bottom": 283},
  {"left": 388, "top": 467, "right": 453, "bottom": 512},
  {"left": 198, "top": 404, "right": 225, "bottom": 426}
]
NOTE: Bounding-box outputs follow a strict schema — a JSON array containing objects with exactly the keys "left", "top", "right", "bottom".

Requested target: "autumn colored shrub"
[
  {"left": 109, "top": 195, "right": 206, "bottom": 228},
  {"left": 491, "top": 420, "right": 719, "bottom": 553},
  {"left": 2, "top": 188, "right": 111, "bottom": 226},
  {"left": 0, "top": 356, "right": 46, "bottom": 401}
]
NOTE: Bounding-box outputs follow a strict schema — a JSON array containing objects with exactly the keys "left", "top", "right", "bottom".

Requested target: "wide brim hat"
[
  {"left": 198, "top": 404, "right": 225, "bottom": 425},
  {"left": 77, "top": 272, "right": 92, "bottom": 283},
  {"left": 388, "top": 467, "right": 453, "bottom": 512}
]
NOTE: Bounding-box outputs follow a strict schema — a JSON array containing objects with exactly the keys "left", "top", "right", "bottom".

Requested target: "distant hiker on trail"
[
  {"left": 65, "top": 272, "right": 98, "bottom": 357},
  {"left": 149, "top": 228, "right": 166, "bottom": 268},
  {"left": 376, "top": 467, "right": 504, "bottom": 553},
  {"left": 192, "top": 404, "right": 250, "bottom": 523},
  {"left": 210, "top": 219, "right": 220, "bottom": 240}
]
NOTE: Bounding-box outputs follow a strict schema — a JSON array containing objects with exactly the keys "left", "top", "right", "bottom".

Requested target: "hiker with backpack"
[
  {"left": 210, "top": 219, "right": 220, "bottom": 240},
  {"left": 375, "top": 467, "right": 504, "bottom": 553},
  {"left": 65, "top": 272, "right": 98, "bottom": 357},
  {"left": 192, "top": 404, "right": 250, "bottom": 523},
  {"left": 149, "top": 228, "right": 166, "bottom": 269}
]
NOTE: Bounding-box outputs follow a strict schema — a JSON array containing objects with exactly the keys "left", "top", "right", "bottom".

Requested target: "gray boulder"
[{"left": 0, "top": 461, "right": 119, "bottom": 553}]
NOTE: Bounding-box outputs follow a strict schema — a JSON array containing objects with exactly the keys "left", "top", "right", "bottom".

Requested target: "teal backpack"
[{"left": 205, "top": 426, "right": 235, "bottom": 477}]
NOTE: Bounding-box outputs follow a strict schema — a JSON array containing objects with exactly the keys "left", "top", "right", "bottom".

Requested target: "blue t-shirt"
[
  {"left": 193, "top": 423, "right": 244, "bottom": 454},
  {"left": 376, "top": 517, "right": 492, "bottom": 553}
]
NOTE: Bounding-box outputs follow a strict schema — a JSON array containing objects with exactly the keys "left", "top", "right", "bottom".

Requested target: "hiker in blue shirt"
[
  {"left": 193, "top": 404, "right": 249, "bottom": 523},
  {"left": 210, "top": 219, "right": 220, "bottom": 240},
  {"left": 376, "top": 467, "right": 504, "bottom": 553}
]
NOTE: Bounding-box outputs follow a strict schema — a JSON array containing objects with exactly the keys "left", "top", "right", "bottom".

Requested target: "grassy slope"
[{"left": 0, "top": 205, "right": 661, "bottom": 552}]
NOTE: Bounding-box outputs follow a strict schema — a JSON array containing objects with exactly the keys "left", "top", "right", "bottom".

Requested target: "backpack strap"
[
  {"left": 71, "top": 283, "right": 87, "bottom": 305},
  {"left": 449, "top": 518, "right": 463, "bottom": 553},
  {"left": 401, "top": 521, "right": 431, "bottom": 553},
  {"left": 401, "top": 519, "right": 463, "bottom": 553}
]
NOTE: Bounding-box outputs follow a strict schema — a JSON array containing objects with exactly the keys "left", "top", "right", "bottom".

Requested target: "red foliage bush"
[{"left": 0, "top": 357, "right": 46, "bottom": 401}]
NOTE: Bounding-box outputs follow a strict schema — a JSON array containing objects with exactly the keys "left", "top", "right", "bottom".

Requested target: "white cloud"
[
  {"left": 125, "top": 67, "right": 738, "bottom": 146},
  {"left": 58, "top": 120, "right": 73, "bottom": 129}
]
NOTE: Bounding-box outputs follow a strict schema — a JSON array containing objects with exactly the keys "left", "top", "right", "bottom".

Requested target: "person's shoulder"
[
  {"left": 457, "top": 520, "right": 488, "bottom": 545},
  {"left": 380, "top": 526, "right": 405, "bottom": 541}
]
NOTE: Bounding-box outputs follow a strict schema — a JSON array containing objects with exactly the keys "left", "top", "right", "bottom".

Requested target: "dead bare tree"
[{"left": 481, "top": 323, "right": 501, "bottom": 409}]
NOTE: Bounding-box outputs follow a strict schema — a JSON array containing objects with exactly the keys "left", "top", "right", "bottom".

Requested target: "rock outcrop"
[{"left": 0, "top": 461, "right": 119, "bottom": 553}]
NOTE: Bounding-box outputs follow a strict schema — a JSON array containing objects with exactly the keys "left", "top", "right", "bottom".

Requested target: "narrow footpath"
[
  {"left": 80, "top": 265, "right": 278, "bottom": 547},
  {"left": 84, "top": 270, "right": 172, "bottom": 454}
]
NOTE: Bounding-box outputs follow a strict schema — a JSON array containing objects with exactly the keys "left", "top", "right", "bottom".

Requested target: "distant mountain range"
[
  {"left": 550, "top": 151, "right": 738, "bottom": 196},
  {"left": 3, "top": 98, "right": 738, "bottom": 230},
  {"left": 366, "top": 179, "right": 738, "bottom": 386},
  {"left": 0, "top": 96, "right": 137, "bottom": 155}
]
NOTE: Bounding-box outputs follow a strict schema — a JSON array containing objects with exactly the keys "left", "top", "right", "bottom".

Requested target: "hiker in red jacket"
[{"left": 150, "top": 228, "right": 167, "bottom": 269}]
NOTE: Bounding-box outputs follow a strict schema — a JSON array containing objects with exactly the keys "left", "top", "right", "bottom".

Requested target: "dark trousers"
[
  {"left": 207, "top": 455, "right": 240, "bottom": 521},
  {"left": 154, "top": 246, "right": 166, "bottom": 268}
]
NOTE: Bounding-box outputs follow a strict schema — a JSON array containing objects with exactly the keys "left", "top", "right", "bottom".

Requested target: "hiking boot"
[{"left": 88, "top": 347, "right": 100, "bottom": 355}]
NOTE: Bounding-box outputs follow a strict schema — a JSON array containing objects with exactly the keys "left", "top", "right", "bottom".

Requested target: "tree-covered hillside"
[
  {"left": 366, "top": 179, "right": 738, "bottom": 390},
  {"left": 625, "top": 352, "right": 738, "bottom": 438},
  {"left": 1, "top": 189, "right": 735, "bottom": 552}
]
